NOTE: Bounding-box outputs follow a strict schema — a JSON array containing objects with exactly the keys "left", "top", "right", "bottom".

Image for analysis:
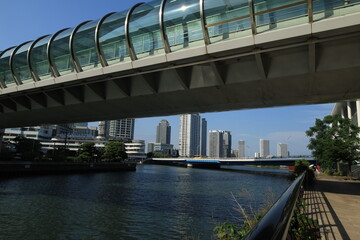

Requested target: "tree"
[
  {"left": 306, "top": 114, "right": 360, "bottom": 173},
  {"left": 13, "top": 136, "right": 42, "bottom": 161},
  {"left": 77, "top": 142, "right": 98, "bottom": 162},
  {"left": 101, "top": 141, "right": 128, "bottom": 162}
]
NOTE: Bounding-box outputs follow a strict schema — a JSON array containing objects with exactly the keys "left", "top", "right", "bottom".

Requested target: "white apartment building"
[
  {"left": 260, "top": 139, "right": 270, "bottom": 158},
  {"left": 277, "top": 143, "right": 288, "bottom": 158}
]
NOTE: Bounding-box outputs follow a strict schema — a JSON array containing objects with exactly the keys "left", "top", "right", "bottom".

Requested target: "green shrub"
[
  {"left": 323, "top": 169, "right": 333, "bottom": 175},
  {"left": 290, "top": 201, "right": 320, "bottom": 240},
  {"left": 333, "top": 171, "right": 343, "bottom": 176}
]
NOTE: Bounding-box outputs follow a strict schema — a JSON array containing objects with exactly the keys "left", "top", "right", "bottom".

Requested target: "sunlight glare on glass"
[{"left": 180, "top": 5, "right": 188, "bottom": 11}]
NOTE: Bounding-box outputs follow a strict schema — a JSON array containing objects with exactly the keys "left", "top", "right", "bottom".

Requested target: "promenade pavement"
[{"left": 304, "top": 173, "right": 360, "bottom": 240}]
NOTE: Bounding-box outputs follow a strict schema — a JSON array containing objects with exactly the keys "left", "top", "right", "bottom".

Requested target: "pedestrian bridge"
[{"left": 1, "top": 0, "right": 360, "bottom": 128}]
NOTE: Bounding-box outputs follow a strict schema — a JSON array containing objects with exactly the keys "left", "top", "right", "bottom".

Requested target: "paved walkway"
[{"left": 304, "top": 173, "right": 360, "bottom": 240}]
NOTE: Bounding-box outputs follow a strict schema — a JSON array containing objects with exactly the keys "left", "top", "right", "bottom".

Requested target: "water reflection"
[{"left": 0, "top": 165, "right": 290, "bottom": 240}]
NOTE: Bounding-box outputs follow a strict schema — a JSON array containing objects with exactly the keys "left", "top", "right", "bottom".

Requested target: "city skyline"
[{"left": 0, "top": 0, "right": 335, "bottom": 157}]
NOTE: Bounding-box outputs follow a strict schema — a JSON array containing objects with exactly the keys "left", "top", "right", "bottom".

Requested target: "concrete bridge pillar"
[
  {"left": 356, "top": 100, "right": 360, "bottom": 127},
  {"left": 347, "top": 101, "right": 353, "bottom": 119}
]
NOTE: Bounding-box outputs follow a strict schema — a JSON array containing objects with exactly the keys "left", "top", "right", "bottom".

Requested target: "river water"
[{"left": 0, "top": 164, "right": 290, "bottom": 240}]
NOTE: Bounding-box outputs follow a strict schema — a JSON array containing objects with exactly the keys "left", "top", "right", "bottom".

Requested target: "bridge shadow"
[
  {"left": 304, "top": 175, "right": 360, "bottom": 240},
  {"left": 315, "top": 178, "right": 360, "bottom": 196}
]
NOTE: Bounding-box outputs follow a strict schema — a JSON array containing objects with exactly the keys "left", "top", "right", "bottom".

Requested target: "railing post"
[
  {"left": 95, "top": 12, "right": 116, "bottom": 67},
  {"left": 125, "top": 2, "right": 144, "bottom": 61},
  {"left": 308, "top": 0, "right": 313, "bottom": 23},
  {"left": 200, "top": 0, "right": 211, "bottom": 45},
  {"left": 47, "top": 28, "right": 69, "bottom": 77},
  {"left": 69, "top": 20, "right": 92, "bottom": 73},
  {"left": 27, "top": 35, "right": 50, "bottom": 82},
  {"left": 159, "top": 0, "right": 171, "bottom": 54},
  {"left": 248, "top": 0, "right": 257, "bottom": 35}
]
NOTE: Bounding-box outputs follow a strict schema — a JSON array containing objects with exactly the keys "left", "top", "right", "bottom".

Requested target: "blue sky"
[{"left": 0, "top": 0, "right": 334, "bottom": 156}]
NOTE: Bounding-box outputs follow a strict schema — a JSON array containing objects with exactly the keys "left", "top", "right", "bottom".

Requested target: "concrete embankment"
[{"left": 0, "top": 161, "right": 136, "bottom": 176}]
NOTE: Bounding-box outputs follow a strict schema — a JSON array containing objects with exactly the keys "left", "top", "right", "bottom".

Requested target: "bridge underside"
[{"left": 1, "top": 18, "right": 360, "bottom": 128}]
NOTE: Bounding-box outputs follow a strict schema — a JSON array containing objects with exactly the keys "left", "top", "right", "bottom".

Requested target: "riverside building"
[
  {"left": 260, "top": 139, "right": 270, "bottom": 158},
  {"left": 238, "top": 140, "right": 245, "bottom": 158},
  {"left": 156, "top": 120, "right": 171, "bottom": 144},
  {"left": 99, "top": 119, "right": 135, "bottom": 141},
  {"left": 209, "top": 130, "right": 232, "bottom": 158},
  {"left": 179, "top": 114, "right": 206, "bottom": 157}
]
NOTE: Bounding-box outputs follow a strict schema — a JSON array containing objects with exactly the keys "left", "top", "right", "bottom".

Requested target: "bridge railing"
[{"left": 243, "top": 172, "right": 306, "bottom": 240}]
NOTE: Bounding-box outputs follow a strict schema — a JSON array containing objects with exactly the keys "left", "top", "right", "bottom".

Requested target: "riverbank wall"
[{"left": 0, "top": 161, "right": 136, "bottom": 176}]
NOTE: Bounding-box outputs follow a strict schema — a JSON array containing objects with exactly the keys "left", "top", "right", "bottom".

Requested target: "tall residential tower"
[
  {"left": 209, "top": 130, "right": 232, "bottom": 158},
  {"left": 238, "top": 140, "right": 245, "bottom": 158},
  {"left": 156, "top": 120, "right": 171, "bottom": 144},
  {"left": 260, "top": 139, "right": 270, "bottom": 158},
  {"left": 99, "top": 119, "right": 135, "bottom": 140},
  {"left": 179, "top": 114, "right": 206, "bottom": 157},
  {"left": 200, "top": 118, "right": 207, "bottom": 156},
  {"left": 277, "top": 143, "right": 288, "bottom": 157}
]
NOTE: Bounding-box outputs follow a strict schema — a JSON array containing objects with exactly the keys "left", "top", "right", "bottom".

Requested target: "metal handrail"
[{"left": 243, "top": 172, "right": 305, "bottom": 240}]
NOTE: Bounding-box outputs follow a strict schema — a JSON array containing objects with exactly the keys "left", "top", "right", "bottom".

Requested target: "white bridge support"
[{"left": 1, "top": 12, "right": 360, "bottom": 128}]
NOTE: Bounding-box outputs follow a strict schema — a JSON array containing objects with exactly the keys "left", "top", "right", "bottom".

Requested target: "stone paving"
[{"left": 304, "top": 173, "right": 360, "bottom": 240}]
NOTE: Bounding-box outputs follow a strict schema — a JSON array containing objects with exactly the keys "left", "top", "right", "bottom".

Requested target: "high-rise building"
[
  {"left": 156, "top": 120, "right": 171, "bottom": 144},
  {"left": 99, "top": 119, "right": 135, "bottom": 140},
  {"left": 200, "top": 118, "right": 207, "bottom": 156},
  {"left": 238, "top": 140, "right": 245, "bottom": 158},
  {"left": 260, "top": 139, "right": 270, "bottom": 158},
  {"left": 277, "top": 143, "right": 288, "bottom": 157},
  {"left": 223, "top": 131, "right": 232, "bottom": 157},
  {"left": 98, "top": 121, "right": 109, "bottom": 137},
  {"left": 209, "top": 130, "right": 224, "bottom": 158},
  {"left": 109, "top": 119, "right": 135, "bottom": 140},
  {"left": 179, "top": 114, "right": 201, "bottom": 157},
  {"left": 209, "top": 130, "right": 231, "bottom": 158}
]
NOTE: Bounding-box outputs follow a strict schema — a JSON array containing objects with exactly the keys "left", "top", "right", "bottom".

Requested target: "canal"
[{"left": 0, "top": 164, "right": 291, "bottom": 240}]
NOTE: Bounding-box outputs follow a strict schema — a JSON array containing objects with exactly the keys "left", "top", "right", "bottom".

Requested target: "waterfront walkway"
[{"left": 304, "top": 173, "right": 360, "bottom": 240}]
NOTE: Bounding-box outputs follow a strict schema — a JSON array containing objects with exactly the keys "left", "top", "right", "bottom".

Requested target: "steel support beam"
[
  {"left": 159, "top": 0, "right": 171, "bottom": 54},
  {"left": 27, "top": 35, "right": 50, "bottom": 82},
  {"left": 95, "top": 12, "right": 116, "bottom": 67},
  {"left": 47, "top": 28, "right": 69, "bottom": 77},
  {"left": 200, "top": 0, "right": 211, "bottom": 45},
  {"left": 10, "top": 41, "right": 32, "bottom": 85},
  {"left": 125, "top": 2, "right": 144, "bottom": 61},
  {"left": 69, "top": 21, "right": 91, "bottom": 73}
]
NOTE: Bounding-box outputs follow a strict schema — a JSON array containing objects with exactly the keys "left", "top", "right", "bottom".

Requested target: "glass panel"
[
  {"left": 73, "top": 20, "right": 101, "bottom": 71},
  {"left": 50, "top": 28, "right": 74, "bottom": 76},
  {"left": 129, "top": 0, "right": 164, "bottom": 59},
  {"left": 204, "top": 0, "right": 251, "bottom": 43},
  {"left": 99, "top": 11, "right": 130, "bottom": 65},
  {"left": 164, "top": 0, "right": 204, "bottom": 52},
  {"left": 254, "top": 0, "right": 308, "bottom": 33},
  {"left": 13, "top": 42, "right": 34, "bottom": 84},
  {"left": 0, "top": 47, "right": 16, "bottom": 87},
  {"left": 313, "top": 0, "right": 360, "bottom": 21},
  {"left": 30, "top": 35, "right": 52, "bottom": 80}
]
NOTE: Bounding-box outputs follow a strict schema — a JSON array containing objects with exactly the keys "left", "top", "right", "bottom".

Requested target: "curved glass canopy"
[
  {"left": 49, "top": 28, "right": 74, "bottom": 76},
  {"left": 0, "top": 47, "right": 16, "bottom": 88},
  {"left": 12, "top": 41, "right": 34, "bottom": 84},
  {"left": 98, "top": 11, "right": 129, "bottom": 65},
  {"left": 1, "top": 0, "right": 359, "bottom": 83},
  {"left": 164, "top": 0, "right": 204, "bottom": 51},
  {"left": 129, "top": 0, "right": 164, "bottom": 59},
  {"left": 29, "top": 35, "right": 52, "bottom": 80},
  {"left": 72, "top": 20, "right": 101, "bottom": 71}
]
